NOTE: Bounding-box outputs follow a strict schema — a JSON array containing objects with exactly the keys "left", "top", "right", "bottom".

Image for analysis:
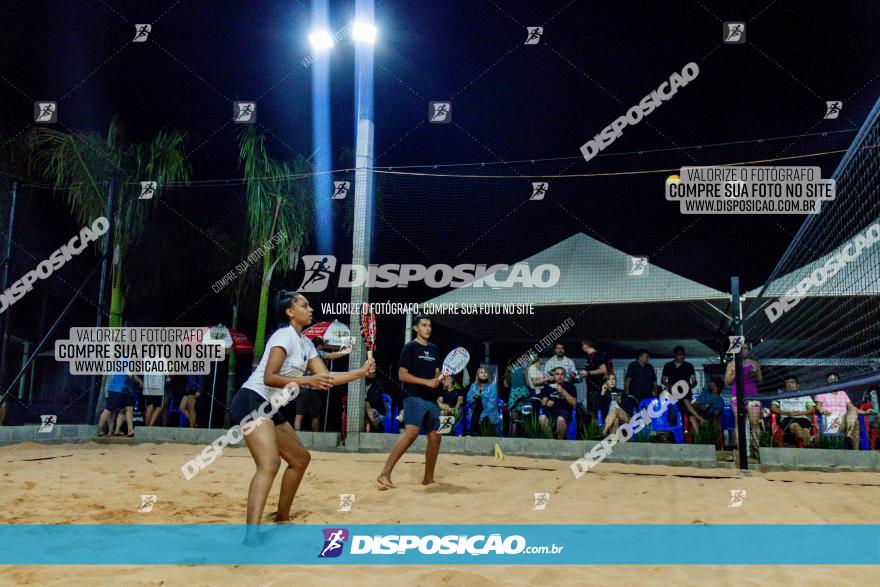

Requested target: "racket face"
[
  {"left": 443, "top": 347, "right": 470, "bottom": 375},
  {"left": 360, "top": 306, "right": 377, "bottom": 349}
]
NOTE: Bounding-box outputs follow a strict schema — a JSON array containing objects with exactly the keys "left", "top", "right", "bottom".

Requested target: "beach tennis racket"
[
  {"left": 441, "top": 347, "right": 470, "bottom": 376},
  {"left": 360, "top": 304, "right": 376, "bottom": 360}
]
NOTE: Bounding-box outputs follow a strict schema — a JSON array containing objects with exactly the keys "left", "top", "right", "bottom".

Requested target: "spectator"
[
  {"left": 114, "top": 373, "right": 143, "bottom": 436},
  {"left": 181, "top": 374, "right": 204, "bottom": 428},
  {"left": 364, "top": 372, "right": 387, "bottom": 432},
  {"left": 508, "top": 360, "right": 532, "bottom": 437},
  {"left": 771, "top": 377, "right": 818, "bottom": 447},
  {"left": 687, "top": 377, "right": 726, "bottom": 435},
  {"left": 537, "top": 367, "right": 578, "bottom": 439},
  {"left": 97, "top": 364, "right": 135, "bottom": 437},
  {"left": 142, "top": 368, "right": 166, "bottom": 426},
  {"left": 169, "top": 375, "right": 188, "bottom": 425},
  {"left": 438, "top": 374, "right": 465, "bottom": 418},
  {"left": 160, "top": 375, "right": 172, "bottom": 426},
  {"left": 815, "top": 372, "right": 864, "bottom": 449},
  {"left": 577, "top": 338, "right": 611, "bottom": 416},
  {"left": 526, "top": 355, "right": 550, "bottom": 391},
  {"left": 467, "top": 368, "right": 502, "bottom": 436},
  {"left": 294, "top": 381, "right": 323, "bottom": 433},
  {"left": 597, "top": 373, "right": 634, "bottom": 436},
  {"left": 724, "top": 342, "right": 763, "bottom": 455},
  {"left": 624, "top": 349, "right": 657, "bottom": 402},
  {"left": 313, "top": 336, "right": 353, "bottom": 362},
  {"left": 0, "top": 396, "right": 6, "bottom": 426},
  {"left": 661, "top": 345, "right": 697, "bottom": 418},
  {"left": 545, "top": 343, "right": 577, "bottom": 382},
  {"left": 860, "top": 389, "right": 880, "bottom": 439}
]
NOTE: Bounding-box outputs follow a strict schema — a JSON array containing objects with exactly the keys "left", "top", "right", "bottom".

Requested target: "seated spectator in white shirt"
[{"left": 771, "top": 377, "right": 818, "bottom": 447}]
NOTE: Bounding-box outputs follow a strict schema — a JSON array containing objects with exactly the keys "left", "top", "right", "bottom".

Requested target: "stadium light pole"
[{"left": 345, "top": 11, "right": 377, "bottom": 447}]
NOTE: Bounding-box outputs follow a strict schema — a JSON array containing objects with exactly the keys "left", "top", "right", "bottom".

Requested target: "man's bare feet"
[
  {"left": 421, "top": 478, "right": 435, "bottom": 486},
  {"left": 274, "top": 514, "right": 290, "bottom": 522},
  {"left": 376, "top": 473, "right": 394, "bottom": 489}
]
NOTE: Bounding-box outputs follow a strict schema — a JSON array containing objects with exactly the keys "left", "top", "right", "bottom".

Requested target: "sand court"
[{"left": 1, "top": 440, "right": 878, "bottom": 584}]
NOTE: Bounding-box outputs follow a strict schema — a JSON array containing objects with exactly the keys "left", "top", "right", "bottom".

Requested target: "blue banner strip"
[{"left": 0, "top": 524, "right": 877, "bottom": 565}]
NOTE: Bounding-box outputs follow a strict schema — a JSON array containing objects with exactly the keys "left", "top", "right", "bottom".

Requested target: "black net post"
[{"left": 731, "top": 276, "right": 748, "bottom": 470}]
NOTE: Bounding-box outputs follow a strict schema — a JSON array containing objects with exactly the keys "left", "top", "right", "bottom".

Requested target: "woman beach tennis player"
[{"left": 230, "top": 291, "right": 374, "bottom": 541}]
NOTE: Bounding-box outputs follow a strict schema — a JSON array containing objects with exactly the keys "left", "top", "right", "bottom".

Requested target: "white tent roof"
[{"left": 425, "top": 232, "right": 729, "bottom": 308}]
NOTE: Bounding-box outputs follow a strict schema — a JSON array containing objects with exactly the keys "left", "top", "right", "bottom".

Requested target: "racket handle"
[{"left": 367, "top": 349, "right": 373, "bottom": 361}]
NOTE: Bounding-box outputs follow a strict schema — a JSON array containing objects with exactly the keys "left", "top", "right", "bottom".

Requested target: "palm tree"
[
  {"left": 28, "top": 117, "right": 190, "bottom": 326},
  {"left": 237, "top": 126, "right": 314, "bottom": 358}
]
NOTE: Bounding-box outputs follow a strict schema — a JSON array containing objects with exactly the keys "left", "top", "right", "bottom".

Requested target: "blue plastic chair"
[
  {"left": 464, "top": 399, "right": 505, "bottom": 436},
  {"left": 166, "top": 401, "right": 188, "bottom": 428},
  {"left": 566, "top": 406, "right": 577, "bottom": 440},
  {"left": 381, "top": 393, "right": 399, "bottom": 434},
  {"left": 639, "top": 398, "right": 684, "bottom": 444}
]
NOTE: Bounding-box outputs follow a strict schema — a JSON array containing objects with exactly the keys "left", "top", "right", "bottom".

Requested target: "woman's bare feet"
[
  {"left": 376, "top": 473, "right": 394, "bottom": 489},
  {"left": 421, "top": 477, "right": 435, "bottom": 486}
]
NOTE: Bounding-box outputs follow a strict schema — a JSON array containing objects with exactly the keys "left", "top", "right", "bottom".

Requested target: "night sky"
[{"left": 2, "top": 0, "right": 879, "bottom": 368}]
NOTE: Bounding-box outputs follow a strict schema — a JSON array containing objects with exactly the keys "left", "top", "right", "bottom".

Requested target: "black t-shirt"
[
  {"left": 662, "top": 360, "right": 696, "bottom": 393},
  {"left": 440, "top": 386, "right": 465, "bottom": 407},
  {"left": 584, "top": 350, "right": 611, "bottom": 393},
  {"left": 537, "top": 382, "right": 576, "bottom": 416},
  {"left": 598, "top": 387, "right": 639, "bottom": 416},
  {"left": 625, "top": 361, "right": 657, "bottom": 400},
  {"left": 398, "top": 340, "right": 440, "bottom": 400}
]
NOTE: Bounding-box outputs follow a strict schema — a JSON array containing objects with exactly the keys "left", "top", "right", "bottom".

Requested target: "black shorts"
[
  {"left": 780, "top": 416, "right": 812, "bottom": 432},
  {"left": 143, "top": 394, "right": 163, "bottom": 408},
  {"left": 106, "top": 392, "right": 133, "bottom": 411},
  {"left": 295, "top": 389, "right": 323, "bottom": 421},
  {"left": 230, "top": 387, "right": 287, "bottom": 427}
]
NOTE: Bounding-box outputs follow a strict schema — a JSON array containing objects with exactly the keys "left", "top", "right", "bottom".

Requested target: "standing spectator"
[
  {"left": 662, "top": 346, "right": 698, "bottom": 425},
  {"left": 142, "top": 368, "right": 166, "bottom": 426},
  {"left": 312, "top": 336, "right": 353, "bottom": 362},
  {"left": 771, "top": 377, "right": 817, "bottom": 447},
  {"left": 624, "top": 349, "right": 657, "bottom": 402},
  {"left": 577, "top": 338, "right": 611, "bottom": 416},
  {"left": 181, "top": 374, "right": 204, "bottom": 428},
  {"left": 508, "top": 360, "right": 532, "bottom": 437},
  {"left": 364, "top": 372, "right": 387, "bottom": 432},
  {"left": 467, "top": 368, "right": 502, "bottom": 436},
  {"left": 160, "top": 375, "right": 172, "bottom": 426},
  {"left": 114, "top": 373, "right": 142, "bottom": 436},
  {"left": 545, "top": 343, "right": 577, "bottom": 382},
  {"left": 687, "top": 377, "right": 726, "bottom": 435},
  {"left": 724, "top": 342, "right": 763, "bottom": 454},
  {"left": 537, "top": 367, "right": 578, "bottom": 439},
  {"left": 815, "top": 372, "right": 864, "bottom": 449}
]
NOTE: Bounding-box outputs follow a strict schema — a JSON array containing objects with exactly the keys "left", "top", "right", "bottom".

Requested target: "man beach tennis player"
[
  {"left": 377, "top": 315, "right": 444, "bottom": 488},
  {"left": 229, "top": 291, "right": 374, "bottom": 543}
]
